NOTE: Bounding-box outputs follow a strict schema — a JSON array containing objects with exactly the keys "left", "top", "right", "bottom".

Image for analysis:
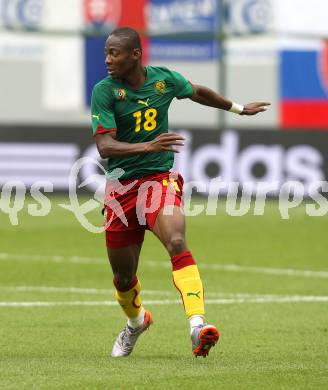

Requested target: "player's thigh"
[
  {"left": 107, "top": 243, "right": 143, "bottom": 275},
  {"left": 152, "top": 205, "right": 186, "bottom": 247}
]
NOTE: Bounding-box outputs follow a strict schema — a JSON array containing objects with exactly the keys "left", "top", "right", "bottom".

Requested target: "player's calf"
[{"left": 171, "top": 250, "right": 220, "bottom": 356}]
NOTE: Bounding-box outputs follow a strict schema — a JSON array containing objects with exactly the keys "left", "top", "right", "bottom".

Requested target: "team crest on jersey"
[
  {"left": 116, "top": 88, "right": 126, "bottom": 101},
  {"left": 154, "top": 80, "right": 167, "bottom": 94}
]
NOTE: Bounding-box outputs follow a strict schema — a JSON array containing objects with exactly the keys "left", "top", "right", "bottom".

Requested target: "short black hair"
[{"left": 109, "top": 27, "right": 142, "bottom": 52}]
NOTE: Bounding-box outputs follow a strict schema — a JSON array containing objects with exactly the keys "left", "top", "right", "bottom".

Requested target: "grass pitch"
[{"left": 0, "top": 196, "right": 328, "bottom": 389}]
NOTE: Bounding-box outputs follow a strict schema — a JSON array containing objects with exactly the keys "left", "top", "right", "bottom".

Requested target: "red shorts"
[{"left": 104, "top": 171, "right": 184, "bottom": 248}]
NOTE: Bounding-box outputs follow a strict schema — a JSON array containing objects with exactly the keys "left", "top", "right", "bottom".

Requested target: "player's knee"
[
  {"left": 166, "top": 235, "right": 186, "bottom": 256},
  {"left": 113, "top": 272, "right": 135, "bottom": 290}
]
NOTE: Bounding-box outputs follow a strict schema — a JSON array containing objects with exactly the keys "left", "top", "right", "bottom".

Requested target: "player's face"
[{"left": 105, "top": 35, "right": 140, "bottom": 79}]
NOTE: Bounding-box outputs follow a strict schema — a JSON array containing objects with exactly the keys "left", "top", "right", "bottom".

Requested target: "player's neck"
[{"left": 123, "top": 65, "right": 147, "bottom": 90}]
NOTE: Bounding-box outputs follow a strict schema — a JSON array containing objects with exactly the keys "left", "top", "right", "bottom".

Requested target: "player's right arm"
[
  {"left": 95, "top": 132, "right": 185, "bottom": 158},
  {"left": 91, "top": 83, "right": 184, "bottom": 159}
]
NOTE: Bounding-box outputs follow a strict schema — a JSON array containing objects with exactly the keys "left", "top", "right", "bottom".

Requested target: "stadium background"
[
  {"left": 1, "top": 0, "right": 328, "bottom": 194},
  {"left": 1, "top": 2, "right": 328, "bottom": 389}
]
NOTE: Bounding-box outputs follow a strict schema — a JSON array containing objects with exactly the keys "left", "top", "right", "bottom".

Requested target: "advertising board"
[
  {"left": 148, "top": 0, "right": 219, "bottom": 61},
  {"left": 1, "top": 126, "right": 327, "bottom": 198}
]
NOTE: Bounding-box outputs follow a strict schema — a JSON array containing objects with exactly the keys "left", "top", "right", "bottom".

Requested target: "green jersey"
[{"left": 91, "top": 66, "right": 193, "bottom": 179}]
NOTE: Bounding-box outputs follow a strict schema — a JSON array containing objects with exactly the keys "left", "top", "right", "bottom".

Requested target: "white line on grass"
[
  {"left": 0, "top": 286, "right": 309, "bottom": 299},
  {"left": 145, "top": 261, "right": 328, "bottom": 279},
  {"left": 0, "top": 286, "right": 173, "bottom": 296},
  {"left": 1, "top": 295, "right": 328, "bottom": 308},
  {"left": 1, "top": 252, "right": 328, "bottom": 279},
  {"left": 0, "top": 252, "right": 104, "bottom": 264}
]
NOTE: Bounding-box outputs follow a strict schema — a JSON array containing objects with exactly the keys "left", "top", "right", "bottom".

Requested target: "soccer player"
[{"left": 91, "top": 27, "right": 269, "bottom": 358}]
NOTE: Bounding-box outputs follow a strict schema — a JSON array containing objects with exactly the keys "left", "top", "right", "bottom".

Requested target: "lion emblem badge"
[{"left": 154, "top": 80, "right": 167, "bottom": 94}]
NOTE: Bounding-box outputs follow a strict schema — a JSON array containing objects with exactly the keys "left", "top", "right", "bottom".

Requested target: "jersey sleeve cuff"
[
  {"left": 176, "top": 81, "right": 193, "bottom": 99},
  {"left": 94, "top": 124, "right": 117, "bottom": 137}
]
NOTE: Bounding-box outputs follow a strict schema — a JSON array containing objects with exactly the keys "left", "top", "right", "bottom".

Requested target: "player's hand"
[
  {"left": 146, "top": 133, "right": 185, "bottom": 153},
  {"left": 241, "top": 102, "right": 271, "bottom": 116}
]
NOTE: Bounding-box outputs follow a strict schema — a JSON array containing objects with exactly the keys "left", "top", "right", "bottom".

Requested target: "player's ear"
[{"left": 132, "top": 48, "right": 142, "bottom": 60}]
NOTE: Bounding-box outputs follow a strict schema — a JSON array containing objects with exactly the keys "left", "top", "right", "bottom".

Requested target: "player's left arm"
[{"left": 189, "top": 83, "right": 270, "bottom": 116}]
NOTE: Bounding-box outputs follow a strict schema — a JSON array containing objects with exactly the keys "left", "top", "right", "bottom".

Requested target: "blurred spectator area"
[{"left": 0, "top": 0, "right": 327, "bottom": 130}]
